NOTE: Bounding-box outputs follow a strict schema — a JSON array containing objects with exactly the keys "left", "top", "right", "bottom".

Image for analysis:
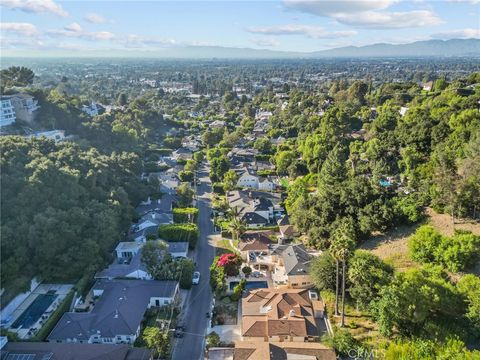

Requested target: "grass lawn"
[
  {"left": 215, "top": 238, "right": 239, "bottom": 256},
  {"left": 134, "top": 307, "right": 178, "bottom": 348}
]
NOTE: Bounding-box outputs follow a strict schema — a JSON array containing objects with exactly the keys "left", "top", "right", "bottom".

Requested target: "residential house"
[
  {"left": 48, "top": 280, "right": 179, "bottom": 344},
  {"left": 270, "top": 244, "right": 313, "bottom": 288},
  {"left": 8, "top": 94, "right": 40, "bottom": 123},
  {"left": 236, "top": 167, "right": 259, "bottom": 189},
  {"left": 30, "top": 130, "right": 66, "bottom": 142},
  {"left": 277, "top": 214, "right": 297, "bottom": 242},
  {"left": 228, "top": 148, "right": 258, "bottom": 163},
  {"left": 0, "top": 97, "right": 16, "bottom": 127},
  {"left": 209, "top": 120, "right": 226, "bottom": 129},
  {"left": 0, "top": 340, "right": 152, "bottom": 360},
  {"left": 422, "top": 81, "right": 434, "bottom": 91},
  {"left": 167, "top": 242, "right": 189, "bottom": 258},
  {"left": 227, "top": 190, "right": 277, "bottom": 227},
  {"left": 81, "top": 102, "right": 106, "bottom": 117},
  {"left": 233, "top": 341, "right": 336, "bottom": 360},
  {"left": 255, "top": 110, "right": 272, "bottom": 122},
  {"left": 241, "top": 288, "right": 320, "bottom": 342},
  {"left": 238, "top": 231, "right": 274, "bottom": 262},
  {"left": 181, "top": 136, "right": 200, "bottom": 152},
  {"left": 96, "top": 240, "right": 188, "bottom": 280},
  {"left": 399, "top": 106, "right": 409, "bottom": 117},
  {"left": 172, "top": 148, "right": 193, "bottom": 161}
]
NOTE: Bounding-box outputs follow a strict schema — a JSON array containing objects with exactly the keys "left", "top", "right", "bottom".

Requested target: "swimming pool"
[
  {"left": 229, "top": 281, "right": 268, "bottom": 291},
  {"left": 11, "top": 293, "right": 57, "bottom": 329}
]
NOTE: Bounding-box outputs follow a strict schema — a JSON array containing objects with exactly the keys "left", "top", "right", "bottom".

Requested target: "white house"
[
  {"left": 0, "top": 97, "right": 16, "bottom": 127},
  {"left": 209, "top": 120, "right": 226, "bottom": 129},
  {"left": 236, "top": 167, "right": 259, "bottom": 189},
  {"left": 115, "top": 242, "right": 143, "bottom": 259},
  {"left": 30, "top": 130, "right": 65, "bottom": 142},
  {"left": 258, "top": 177, "right": 275, "bottom": 192},
  {"left": 8, "top": 94, "right": 40, "bottom": 123}
]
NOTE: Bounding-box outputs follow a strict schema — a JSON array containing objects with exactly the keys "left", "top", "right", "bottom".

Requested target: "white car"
[{"left": 192, "top": 271, "right": 200, "bottom": 285}]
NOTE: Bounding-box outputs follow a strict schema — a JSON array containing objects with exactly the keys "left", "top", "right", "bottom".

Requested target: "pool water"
[
  {"left": 12, "top": 293, "right": 57, "bottom": 329},
  {"left": 229, "top": 281, "right": 268, "bottom": 291}
]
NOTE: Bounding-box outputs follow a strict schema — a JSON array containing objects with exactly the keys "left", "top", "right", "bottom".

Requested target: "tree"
[
  {"left": 209, "top": 155, "right": 229, "bottom": 182},
  {"left": 223, "top": 169, "right": 239, "bottom": 191},
  {"left": 330, "top": 217, "right": 356, "bottom": 326},
  {"left": 143, "top": 327, "right": 170, "bottom": 358},
  {"left": 117, "top": 92, "right": 127, "bottom": 106},
  {"left": 309, "top": 251, "right": 336, "bottom": 292},
  {"left": 228, "top": 210, "right": 245, "bottom": 241},
  {"left": 457, "top": 274, "right": 480, "bottom": 332},
  {"left": 370, "top": 268, "right": 463, "bottom": 338},
  {"left": 141, "top": 241, "right": 167, "bottom": 275},
  {"left": 253, "top": 137, "right": 272, "bottom": 154},
  {"left": 1, "top": 66, "right": 34, "bottom": 91},
  {"left": 176, "top": 182, "right": 194, "bottom": 207},
  {"left": 348, "top": 250, "right": 393, "bottom": 310}
]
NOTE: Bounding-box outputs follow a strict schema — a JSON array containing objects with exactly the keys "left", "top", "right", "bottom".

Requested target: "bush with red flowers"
[{"left": 217, "top": 253, "right": 242, "bottom": 276}]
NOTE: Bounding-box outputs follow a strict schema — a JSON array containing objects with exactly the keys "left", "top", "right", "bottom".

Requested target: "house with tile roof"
[
  {"left": 48, "top": 280, "right": 178, "bottom": 345},
  {"left": 233, "top": 341, "right": 336, "bottom": 360},
  {"left": 241, "top": 288, "right": 320, "bottom": 342}
]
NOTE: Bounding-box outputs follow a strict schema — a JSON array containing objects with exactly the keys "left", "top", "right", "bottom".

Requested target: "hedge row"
[
  {"left": 173, "top": 207, "right": 199, "bottom": 223},
  {"left": 32, "top": 290, "right": 75, "bottom": 341},
  {"left": 158, "top": 223, "right": 199, "bottom": 249}
]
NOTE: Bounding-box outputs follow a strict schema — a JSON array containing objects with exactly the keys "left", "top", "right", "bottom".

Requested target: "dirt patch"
[
  {"left": 360, "top": 223, "right": 420, "bottom": 271},
  {"left": 360, "top": 208, "right": 480, "bottom": 272},
  {"left": 425, "top": 208, "right": 480, "bottom": 236}
]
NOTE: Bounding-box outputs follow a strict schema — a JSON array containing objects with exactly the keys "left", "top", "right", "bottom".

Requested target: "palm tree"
[
  {"left": 330, "top": 218, "right": 356, "bottom": 327},
  {"left": 229, "top": 207, "right": 245, "bottom": 242}
]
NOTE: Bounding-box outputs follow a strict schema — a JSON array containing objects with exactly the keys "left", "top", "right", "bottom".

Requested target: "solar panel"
[{"left": 5, "top": 354, "right": 35, "bottom": 360}]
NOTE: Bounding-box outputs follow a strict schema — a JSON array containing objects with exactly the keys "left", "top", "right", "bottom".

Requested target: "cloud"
[
  {"left": 284, "top": 0, "right": 396, "bottom": 16},
  {"left": 122, "top": 34, "right": 177, "bottom": 48},
  {"left": 0, "top": 22, "right": 38, "bottom": 37},
  {"left": 84, "top": 13, "right": 109, "bottom": 24},
  {"left": 48, "top": 23, "right": 115, "bottom": 41},
  {"left": 283, "top": 0, "right": 442, "bottom": 29},
  {"left": 335, "top": 10, "right": 442, "bottom": 28},
  {"left": 0, "top": 0, "right": 68, "bottom": 17},
  {"left": 431, "top": 28, "right": 480, "bottom": 39},
  {"left": 249, "top": 37, "right": 280, "bottom": 47},
  {"left": 447, "top": 0, "right": 480, "bottom": 4},
  {"left": 246, "top": 24, "right": 357, "bottom": 38}
]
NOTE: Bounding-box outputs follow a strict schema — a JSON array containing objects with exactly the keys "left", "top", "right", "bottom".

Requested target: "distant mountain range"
[
  {"left": 4, "top": 38, "right": 480, "bottom": 59},
  {"left": 164, "top": 38, "right": 480, "bottom": 59}
]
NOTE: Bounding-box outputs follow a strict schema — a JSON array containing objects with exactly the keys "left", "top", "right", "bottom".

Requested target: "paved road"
[{"left": 172, "top": 162, "right": 215, "bottom": 360}]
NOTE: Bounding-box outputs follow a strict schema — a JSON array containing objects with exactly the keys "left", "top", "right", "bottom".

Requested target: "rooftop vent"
[{"left": 289, "top": 309, "right": 296, "bottom": 317}]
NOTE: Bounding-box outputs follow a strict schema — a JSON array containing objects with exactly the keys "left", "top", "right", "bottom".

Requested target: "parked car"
[{"left": 192, "top": 271, "right": 200, "bottom": 285}]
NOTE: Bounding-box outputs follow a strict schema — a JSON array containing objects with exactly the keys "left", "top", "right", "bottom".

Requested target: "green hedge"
[
  {"left": 158, "top": 223, "right": 199, "bottom": 249},
  {"left": 173, "top": 207, "right": 199, "bottom": 223},
  {"left": 32, "top": 289, "right": 75, "bottom": 341},
  {"left": 212, "top": 182, "right": 225, "bottom": 195}
]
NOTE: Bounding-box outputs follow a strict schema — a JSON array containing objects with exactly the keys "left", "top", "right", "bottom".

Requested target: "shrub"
[
  {"left": 231, "top": 279, "right": 246, "bottom": 301},
  {"left": 173, "top": 207, "right": 199, "bottom": 223},
  {"left": 242, "top": 266, "right": 252, "bottom": 277},
  {"left": 217, "top": 253, "right": 242, "bottom": 276},
  {"left": 212, "top": 182, "right": 225, "bottom": 195},
  {"left": 408, "top": 225, "right": 443, "bottom": 263},
  {"left": 206, "top": 331, "right": 220, "bottom": 348},
  {"left": 158, "top": 223, "right": 199, "bottom": 249}
]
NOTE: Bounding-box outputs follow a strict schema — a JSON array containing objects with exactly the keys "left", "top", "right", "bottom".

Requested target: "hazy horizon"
[{"left": 1, "top": 0, "right": 479, "bottom": 57}]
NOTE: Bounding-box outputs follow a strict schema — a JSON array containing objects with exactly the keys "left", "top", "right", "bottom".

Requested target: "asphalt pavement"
[{"left": 172, "top": 162, "right": 215, "bottom": 360}]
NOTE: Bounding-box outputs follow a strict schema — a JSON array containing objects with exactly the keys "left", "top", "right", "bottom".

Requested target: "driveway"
[{"left": 172, "top": 162, "right": 215, "bottom": 360}]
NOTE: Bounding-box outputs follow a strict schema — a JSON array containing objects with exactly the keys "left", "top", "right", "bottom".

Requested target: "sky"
[{"left": 0, "top": 0, "right": 479, "bottom": 56}]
